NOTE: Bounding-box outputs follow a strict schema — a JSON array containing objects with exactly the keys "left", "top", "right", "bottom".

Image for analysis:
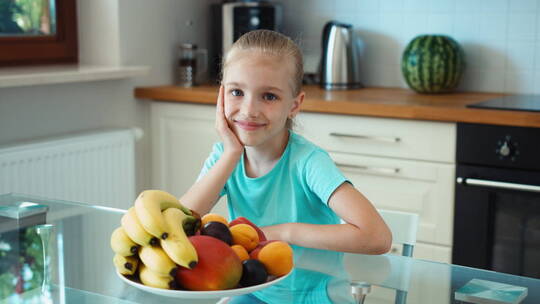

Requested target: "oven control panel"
[
  {"left": 495, "top": 136, "right": 520, "bottom": 161},
  {"left": 458, "top": 123, "right": 540, "bottom": 171}
]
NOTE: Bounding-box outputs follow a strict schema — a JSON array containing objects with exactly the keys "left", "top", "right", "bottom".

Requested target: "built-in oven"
[{"left": 453, "top": 123, "right": 540, "bottom": 279}]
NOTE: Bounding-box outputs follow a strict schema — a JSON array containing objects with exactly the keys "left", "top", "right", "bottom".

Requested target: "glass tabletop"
[{"left": 1, "top": 193, "right": 539, "bottom": 304}]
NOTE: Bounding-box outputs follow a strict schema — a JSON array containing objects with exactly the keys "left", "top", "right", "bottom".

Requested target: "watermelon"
[{"left": 401, "top": 35, "right": 465, "bottom": 94}]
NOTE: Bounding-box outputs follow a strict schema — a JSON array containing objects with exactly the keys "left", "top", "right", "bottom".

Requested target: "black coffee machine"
[{"left": 210, "top": 0, "right": 282, "bottom": 81}]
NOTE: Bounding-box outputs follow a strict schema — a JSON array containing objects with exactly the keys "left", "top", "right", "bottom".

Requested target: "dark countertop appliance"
[
  {"left": 467, "top": 95, "right": 540, "bottom": 112},
  {"left": 210, "top": 1, "right": 282, "bottom": 80},
  {"left": 453, "top": 122, "right": 540, "bottom": 279}
]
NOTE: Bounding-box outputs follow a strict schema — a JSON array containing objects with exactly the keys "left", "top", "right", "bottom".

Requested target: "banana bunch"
[{"left": 110, "top": 189, "right": 200, "bottom": 289}]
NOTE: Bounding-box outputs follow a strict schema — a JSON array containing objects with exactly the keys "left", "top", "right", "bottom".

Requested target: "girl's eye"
[
  {"left": 231, "top": 89, "right": 243, "bottom": 97},
  {"left": 263, "top": 93, "right": 278, "bottom": 101}
]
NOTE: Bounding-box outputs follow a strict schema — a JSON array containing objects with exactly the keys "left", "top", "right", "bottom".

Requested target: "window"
[{"left": 0, "top": 0, "right": 78, "bottom": 66}]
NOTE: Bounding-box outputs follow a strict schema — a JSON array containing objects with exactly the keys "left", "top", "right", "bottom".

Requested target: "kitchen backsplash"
[{"left": 281, "top": 0, "right": 540, "bottom": 94}]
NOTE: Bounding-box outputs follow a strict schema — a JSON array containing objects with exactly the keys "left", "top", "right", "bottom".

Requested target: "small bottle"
[{"left": 176, "top": 43, "right": 197, "bottom": 87}]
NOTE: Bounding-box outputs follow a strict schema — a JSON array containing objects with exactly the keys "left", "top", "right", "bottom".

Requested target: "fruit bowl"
[{"left": 116, "top": 269, "right": 292, "bottom": 299}]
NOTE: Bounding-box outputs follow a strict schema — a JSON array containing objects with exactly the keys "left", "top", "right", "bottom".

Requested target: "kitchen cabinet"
[
  {"left": 151, "top": 102, "right": 455, "bottom": 263},
  {"left": 150, "top": 102, "right": 228, "bottom": 216},
  {"left": 297, "top": 112, "right": 456, "bottom": 264}
]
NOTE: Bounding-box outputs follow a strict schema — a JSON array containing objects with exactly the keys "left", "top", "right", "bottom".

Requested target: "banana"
[
  {"left": 139, "top": 264, "right": 177, "bottom": 289},
  {"left": 113, "top": 254, "right": 139, "bottom": 275},
  {"left": 134, "top": 190, "right": 188, "bottom": 240},
  {"left": 139, "top": 245, "right": 178, "bottom": 277},
  {"left": 121, "top": 207, "right": 159, "bottom": 247},
  {"left": 182, "top": 209, "right": 201, "bottom": 236},
  {"left": 110, "top": 227, "right": 139, "bottom": 256},
  {"left": 160, "top": 208, "right": 198, "bottom": 269}
]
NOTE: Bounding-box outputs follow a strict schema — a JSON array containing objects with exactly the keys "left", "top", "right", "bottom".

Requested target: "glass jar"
[{"left": 176, "top": 43, "right": 207, "bottom": 87}]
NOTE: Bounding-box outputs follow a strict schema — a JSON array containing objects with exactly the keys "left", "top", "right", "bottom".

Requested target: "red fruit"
[
  {"left": 229, "top": 217, "right": 267, "bottom": 242},
  {"left": 176, "top": 235, "right": 242, "bottom": 291}
]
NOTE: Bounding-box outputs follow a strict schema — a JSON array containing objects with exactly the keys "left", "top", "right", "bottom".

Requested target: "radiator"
[{"left": 0, "top": 128, "right": 142, "bottom": 209}]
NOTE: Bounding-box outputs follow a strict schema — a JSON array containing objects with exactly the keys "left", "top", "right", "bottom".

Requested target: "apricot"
[
  {"left": 257, "top": 241, "right": 293, "bottom": 277},
  {"left": 230, "top": 224, "right": 259, "bottom": 252},
  {"left": 231, "top": 245, "right": 250, "bottom": 261},
  {"left": 201, "top": 213, "right": 229, "bottom": 227}
]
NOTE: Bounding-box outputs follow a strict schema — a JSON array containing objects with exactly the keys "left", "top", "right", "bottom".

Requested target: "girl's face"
[{"left": 222, "top": 51, "right": 303, "bottom": 148}]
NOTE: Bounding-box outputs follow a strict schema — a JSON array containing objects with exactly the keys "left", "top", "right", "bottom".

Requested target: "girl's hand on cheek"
[{"left": 215, "top": 85, "right": 244, "bottom": 156}]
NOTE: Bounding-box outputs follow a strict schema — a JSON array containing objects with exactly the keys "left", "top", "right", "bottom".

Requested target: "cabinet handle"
[
  {"left": 329, "top": 132, "right": 401, "bottom": 143},
  {"left": 335, "top": 162, "right": 400, "bottom": 174}
]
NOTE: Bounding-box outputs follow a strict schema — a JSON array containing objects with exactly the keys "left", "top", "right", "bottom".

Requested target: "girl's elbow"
[{"left": 373, "top": 228, "right": 393, "bottom": 255}]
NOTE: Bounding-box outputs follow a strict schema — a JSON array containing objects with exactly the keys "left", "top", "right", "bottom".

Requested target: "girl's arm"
[
  {"left": 179, "top": 86, "right": 244, "bottom": 215},
  {"left": 262, "top": 182, "right": 392, "bottom": 254}
]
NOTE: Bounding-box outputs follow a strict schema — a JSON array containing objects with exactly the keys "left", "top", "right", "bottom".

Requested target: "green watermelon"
[{"left": 401, "top": 35, "right": 465, "bottom": 94}]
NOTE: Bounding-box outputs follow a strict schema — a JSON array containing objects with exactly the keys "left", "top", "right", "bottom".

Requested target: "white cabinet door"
[
  {"left": 329, "top": 151, "right": 455, "bottom": 247},
  {"left": 151, "top": 102, "right": 228, "bottom": 216}
]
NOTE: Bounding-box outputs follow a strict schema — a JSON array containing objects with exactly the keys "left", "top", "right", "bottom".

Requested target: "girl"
[{"left": 180, "top": 30, "right": 392, "bottom": 303}]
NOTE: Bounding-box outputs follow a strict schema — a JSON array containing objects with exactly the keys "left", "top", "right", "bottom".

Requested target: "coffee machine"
[{"left": 210, "top": 1, "right": 283, "bottom": 80}]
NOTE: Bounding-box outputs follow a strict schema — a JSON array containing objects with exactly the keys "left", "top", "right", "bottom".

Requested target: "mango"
[{"left": 176, "top": 235, "right": 242, "bottom": 291}]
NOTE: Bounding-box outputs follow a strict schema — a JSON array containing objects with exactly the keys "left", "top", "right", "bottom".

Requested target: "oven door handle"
[{"left": 456, "top": 177, "right": 540, "bottom": 193}]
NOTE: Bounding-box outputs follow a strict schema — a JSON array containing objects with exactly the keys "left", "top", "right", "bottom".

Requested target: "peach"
[
  {"left": 231, "top": 245, "right": 250, "bottom": 261},
  {"left": 230, "top": 224, "right": 259, "bottom": 252},
  {"left": 201, "top": 213, "right": 229, "bottom": 227},
  {"left": 255, "top": 241, "right": 293, "bottom": 277}
]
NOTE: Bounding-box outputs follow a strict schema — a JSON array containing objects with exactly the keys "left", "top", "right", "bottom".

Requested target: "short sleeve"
[
  {"left": 197, "top": 142, "right": 227, "bottom": 197},
  {"left": 304, "top": 150, "right": 348, "bottom": 205}
]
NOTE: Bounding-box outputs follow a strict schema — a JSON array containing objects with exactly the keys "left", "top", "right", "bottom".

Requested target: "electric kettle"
[{"left": 320, "top": 21, "right": 363, "bottom": 90}]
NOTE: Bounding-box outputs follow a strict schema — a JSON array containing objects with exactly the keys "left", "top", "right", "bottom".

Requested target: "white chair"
[{"left": 346, "top": 209, "right": 419, "bottom": 304}]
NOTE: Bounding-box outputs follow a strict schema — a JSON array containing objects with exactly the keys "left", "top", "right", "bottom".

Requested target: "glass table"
[{"left": 1, "top": 193, "right": 539, "bottom": 304}]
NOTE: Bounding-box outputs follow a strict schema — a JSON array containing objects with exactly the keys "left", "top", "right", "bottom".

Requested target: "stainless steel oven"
[{"left": 453, "top": 123, "right": 540, "bottom": 279}]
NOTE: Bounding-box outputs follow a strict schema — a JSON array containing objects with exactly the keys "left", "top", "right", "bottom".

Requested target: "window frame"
[{"left": 0, "top": 0, "right": 78, "bottom": 66}]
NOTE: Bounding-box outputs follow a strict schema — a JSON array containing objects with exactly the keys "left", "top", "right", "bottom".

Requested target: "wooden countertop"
[{"left": 135, "top": 85, "right": 540, "bottom": 128}]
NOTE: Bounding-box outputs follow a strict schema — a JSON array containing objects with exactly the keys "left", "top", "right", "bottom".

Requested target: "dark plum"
[
  {"left": 200, "top": 221, "right": 232, "bottom": 245},
  {"left": 239, "top": 259, "right": 268, "bottom": 287}
]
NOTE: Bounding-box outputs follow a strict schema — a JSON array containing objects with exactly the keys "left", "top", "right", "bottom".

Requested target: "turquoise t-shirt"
[{"left": 199, "top": 131, "right": 355, "bottom": 304}]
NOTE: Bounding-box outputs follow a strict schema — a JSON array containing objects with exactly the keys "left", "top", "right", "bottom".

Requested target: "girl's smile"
[{"left": 233, "top": 119, "right": 267, "bottom": 131}]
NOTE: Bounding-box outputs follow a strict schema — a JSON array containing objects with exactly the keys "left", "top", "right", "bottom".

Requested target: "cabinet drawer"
[
  {"left": 297, "top": 112, "right": 456, "bottom": 163},
  {"left": 330, "top": 152, "right": 455, "bottom": 246}
]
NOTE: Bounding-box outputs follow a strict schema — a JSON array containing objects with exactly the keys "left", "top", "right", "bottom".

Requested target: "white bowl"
[{"left": 116, "top": 269, "right": 292, "bottom": 299}]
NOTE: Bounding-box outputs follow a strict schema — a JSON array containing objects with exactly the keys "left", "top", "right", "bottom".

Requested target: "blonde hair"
[{"left": 221, "top": 30, "right": 304, "bottom": 97}]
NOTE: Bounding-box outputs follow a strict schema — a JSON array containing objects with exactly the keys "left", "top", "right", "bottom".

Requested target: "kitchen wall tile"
[
  {"left": 401, "top": 13, "right": 429, "bottom": 42},
  {"left": 402, "top": 0, "right": 429, "bottom": 13},
  {"left": 462, "top": 43, "right": 483, "bottom": 69},
  {"left": 480, "top": 0, "right": 509, "bottom": 14},
  {"left": 480, "top": 41, "right": 508, "bottom": 69},
  {"left": 353, "top": 13, "right": 381, "bottom": 33},
  {"left": 507, "top": 13, "right": 537, "bottom": 42},
  {"left": 381, "top": 0, "right": 404, "bottom": 13},
  {"left": 380, "top": 13, "right": 404, "bottom": 36},
  {"left": 509, "top": 0, "right": 538, "bottom": 13},
  {"left": 533, "top": 69, "right": 540, "bottom": 94},
  {"left": 427, "top": 13, "right": 455, "bottom": 36},
  {"left": 505, "top": 42, "right": 536, "bottom": 72},
  {"left": 459, "top": 68, "right": 506, "bottom": 93},
  {"left": 536, "top": 42, "right": 540, "bottom": 70},
  {"left": 357, "top": 0, "right": 381, "bottom": 13},
  {"left": 453, "top": 14, "right": 481, "bottom": 41},
  {"left": 429, "top": 0, "right": 456, "bottom": 14},
  {"left": 478, "top": 14, "right": 508, "bottom": 42},
  {"left": 455, "top": 0, "right": 482, "bottom": 13},
  {"left": 504, "top": 70, "right": 535, "bottom": 94}
]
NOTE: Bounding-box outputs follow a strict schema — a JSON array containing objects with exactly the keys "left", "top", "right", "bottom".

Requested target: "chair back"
[{"left": 378, "top": 209, "right": 419, "bottom": 257}]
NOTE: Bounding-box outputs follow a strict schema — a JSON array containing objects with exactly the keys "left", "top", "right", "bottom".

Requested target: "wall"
[
  {"left": 282, "top": 0, "right": 540, "bottom": 94},
  {"left": 0, "top": 0, "right": 217, "bottom": 205}
]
